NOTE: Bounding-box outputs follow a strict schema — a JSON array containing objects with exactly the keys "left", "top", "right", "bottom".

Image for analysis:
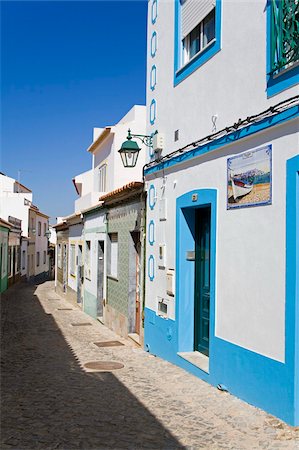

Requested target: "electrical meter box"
[
  {"left": 152, "top": 133, "right": 164, "bottom": 153},
  {"left": 166, "top": 269, "right": 175, "bottom": 297}
]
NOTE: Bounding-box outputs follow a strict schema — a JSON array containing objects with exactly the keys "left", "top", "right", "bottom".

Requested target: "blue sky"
[{"left": 1, "top": 0, "right": 147, "bottom": 222}]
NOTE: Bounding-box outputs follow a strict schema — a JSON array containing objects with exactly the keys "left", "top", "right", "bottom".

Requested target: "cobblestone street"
[{"left": 1, "top": 281, "right": 298, "bottom": 450}]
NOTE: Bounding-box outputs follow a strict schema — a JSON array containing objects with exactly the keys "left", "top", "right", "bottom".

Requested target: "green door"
[{"left": 194, "top": 207, "right": 211, "bottom": 356}]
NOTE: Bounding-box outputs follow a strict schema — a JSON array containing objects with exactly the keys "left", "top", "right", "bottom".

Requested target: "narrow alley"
[{"left": 1, "top": 281, "right": 298, "bottom": 450}]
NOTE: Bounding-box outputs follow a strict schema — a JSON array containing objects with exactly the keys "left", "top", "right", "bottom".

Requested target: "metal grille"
[
  {"left": 270, "top": 0, "right": 299, "bottom": 74},
  {"left": 84, "top": 361, "right": 124, "bottom": 371},
  {"left": 94, "top": 341, "right": 124, "bottom": 348}
]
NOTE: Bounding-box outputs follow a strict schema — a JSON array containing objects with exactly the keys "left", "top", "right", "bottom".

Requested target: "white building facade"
[
  {"left": 144, "top": 0, "right": 298, "bottom": 425},
  {"left": 68, "top": 105, "right": 147, "bottom": 320}
]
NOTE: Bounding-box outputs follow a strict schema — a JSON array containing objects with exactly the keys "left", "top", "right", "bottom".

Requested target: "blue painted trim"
[
  {"left": 148, "top": 220, "right": 155, "bottom": 246},
  {"left": 144, "top": 167, "right": 299, "bottom": 425},
  {"left": 286, "top": 154, "right": 299, "bottom": 425},
  {"left": 174, "top": 0, "right": 222, "bottom": 86},
  {"left": 148, "top": 255, "right": 155, "bottom": 281},
  {"left": 151, "top": 0, "right": 157, "bottom": 25},
  {"left": 144, "top": 104, "right": 299, "bottom": 176},
  {"left": 150, "top": 65, "right": 157, "bottom": 91},
  {"left": 150, "top": 31, "right": 157, "bottom": 58},
  {"left": 150, "top": 99, "right": 157, "bottom": 125},
  {"left": 266, "top": 1, "right": 299, "bottom": 97},
  {"left": 148, "top": 184, "right": 156, "bottom": 210},
  {"left": 176, "top": 189, "right": 217, "bottom": 354},
  {"left": 227, "top": 145, "right": 272, "bottom": 210}
]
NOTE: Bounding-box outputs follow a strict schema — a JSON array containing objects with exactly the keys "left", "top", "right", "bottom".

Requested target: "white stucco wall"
[
  {"left": 146, "top": 0, "right": 298, "bottom": 162},
  {"left": 83, "top": 211, "right": 106, "bottom": 300},
  {"left": 145, "top": 120, "right": 298, "bottom": 363},
  {"left": 73, "top": 105, "right": 146, "bottom": 214},
  {"left": 35, "top": 215, "right": 49, "bottom": 275},
  {"left": 68, "top": 223, "right": 84, "bottom": 292}
]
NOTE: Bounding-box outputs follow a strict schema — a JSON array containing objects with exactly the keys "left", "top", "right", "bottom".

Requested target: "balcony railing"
[{"left": 270, "top": 0, "right": 299, "bottom": 75}]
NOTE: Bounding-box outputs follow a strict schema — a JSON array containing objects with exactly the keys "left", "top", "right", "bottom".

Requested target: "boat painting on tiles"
[{"left": 227, "top": 145, "right": 272, "bottom": 209}]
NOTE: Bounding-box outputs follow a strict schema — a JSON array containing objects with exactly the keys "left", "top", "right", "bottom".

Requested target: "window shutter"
[{"left": 181, "top": 0, "right": 215, "bottom": 38}]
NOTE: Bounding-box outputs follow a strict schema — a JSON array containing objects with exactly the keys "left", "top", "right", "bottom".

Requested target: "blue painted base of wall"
[
  {"left": 144, "top": 308, "right": 296, "bottom": 426},
  {"left": 83, "top": 289, "right": 97, "bottom": 319}
]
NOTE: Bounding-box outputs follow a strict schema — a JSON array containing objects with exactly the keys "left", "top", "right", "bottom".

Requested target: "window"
[
  {"left": 22, "top": 250, "right": 26, "bottom": 270},
  {"left": 58, "top": 244, "right": 62, "bottom": 269},
  {"left": 98, "top": 164, "right": 107, "bottom": 192},
  {"left": 44, "top": 223, "right": 46, "bottom": 236},
  {"left": 183, "top": 9, "right": 215, "bottom": 64},
  {"left": 174, "top": 0, "right": 221, "bottom": 85},
  {"left": 267, "top": 0, "right": 299, "bottom": 96},
  {"left": 108, "top": 233, "right": 118, "bottom": 279},
  {"left": 70, "top": 244, "right": 76, "bottom": 276},
  {"left": 37, "top": 251, "right": 40, "bottom": 267},
  {"left": 43, "top": 250, "right": 46, "bottom": 265},
  {"left": 38, "top": 221, "right": 41, "bottom": 236},
  {"left": 31, "top": 254, "right": 34, "bottom": 269},
  {"left": 85, "top": 241, "right": 91, "bottom": 279}
]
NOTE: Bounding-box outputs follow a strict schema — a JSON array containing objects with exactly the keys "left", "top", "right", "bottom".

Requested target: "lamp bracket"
[{"left": 127, "top": 129, "right": 157, "bottom": 148}]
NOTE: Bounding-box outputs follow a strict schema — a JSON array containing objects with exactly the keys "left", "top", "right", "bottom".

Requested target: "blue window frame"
[
  {"left": 266, "top": 0, "right": 299, "bottom": 97},
  {"left": 174, "top": 0, "right": 222, "bottom": 86}
]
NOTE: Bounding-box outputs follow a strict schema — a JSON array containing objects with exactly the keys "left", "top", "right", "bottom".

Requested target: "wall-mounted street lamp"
[{"left": 118, "top": 129, "right": 156, "bottom": 168}]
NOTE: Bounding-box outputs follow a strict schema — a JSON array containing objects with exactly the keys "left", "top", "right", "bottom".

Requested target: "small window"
[
  {"left": 38, "top": 221, "right": 41, "bottom": 236},
  {"left": 44, "top": 223, "right": 46, "bottom": 236},
  {"left": 183, "top": 8, "right": 215, "bottom": 65},
  {"left": 58, "top": 244, "right": 62, "bottom": 269},
  {"left": 85, "top": 241, "right": 91, "bottom": 279},
  {"left": 22, "top": 250, "right": 26, "bottom": 270},
  {"left": 70, "top": 244, "right": 76, "bottom": 276},
  {"left": 98, "top": 164, "right": 107, "bottom": 193},
  {"left": 43, "top": 250, "right": 46, "bottom": 265},
  {"left": 37, "top": 251, "right": 40, "bottom": 267},
  {"left": 31, "top": 254, "right": 34, "bottom": 269},
  {"left": 108, "top": 233, "right": 118, "bottom": 279}
]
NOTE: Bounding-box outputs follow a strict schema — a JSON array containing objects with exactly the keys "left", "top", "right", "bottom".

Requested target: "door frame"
[{"left": 176, "top": 189, "right": 217, "bottom": 357}]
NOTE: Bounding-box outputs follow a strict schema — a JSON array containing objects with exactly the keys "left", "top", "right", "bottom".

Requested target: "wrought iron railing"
[{"left": 270, "top": 0, "right": 299, "bottom": 75}]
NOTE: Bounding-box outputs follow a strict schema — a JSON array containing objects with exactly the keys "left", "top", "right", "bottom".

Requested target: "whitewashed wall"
[
  {"left": 83, "top": 211, "right": 106, "bottom": 302},
  {"left": 146, "top": 0, "right": 298, "bottom": 163},
  {"left": 145, "top": 120, "right": 298, "bottom": 363},
  {"left": 68, "top": 223, "right": 84, "bottom": 292},
  {"left": 35, "top": 215, "right": 49, "bottom": 275}
]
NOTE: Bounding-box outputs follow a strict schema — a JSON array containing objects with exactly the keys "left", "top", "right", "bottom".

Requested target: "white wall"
[
  {"left": 145, "top": 120, "right": 298, "bottom": 363},
  {"left": 83, "top": 211, "right": 106, "bottom": 300},
  {"left": 35, "top": 215, "right": 49, "bottom": 275},
  {"left": 73, "top": 105, "right": 146, "bottom": 214},
  {"left": 68, "top": 223, "right": 84, "bottom": 292},
  {"left": 146, "top": 0, "right": 298, "bottom": 162}
]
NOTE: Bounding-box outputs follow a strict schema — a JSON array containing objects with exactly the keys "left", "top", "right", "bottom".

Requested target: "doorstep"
[
  {"left": 128, "top": 333, "right": 141, "bottom": 346},
  {"left": 177, "top": 351, "right": 209, "bottom": 374}
]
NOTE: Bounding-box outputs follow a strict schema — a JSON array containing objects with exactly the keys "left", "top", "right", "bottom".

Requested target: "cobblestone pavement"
[{"left": 1, "top": 281, "right": 299, "bottom": 450}]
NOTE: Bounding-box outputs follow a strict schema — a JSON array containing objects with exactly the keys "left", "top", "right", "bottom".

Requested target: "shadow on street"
[{"left": 1, "top": 282, "right": 182, "bottom": 449}]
